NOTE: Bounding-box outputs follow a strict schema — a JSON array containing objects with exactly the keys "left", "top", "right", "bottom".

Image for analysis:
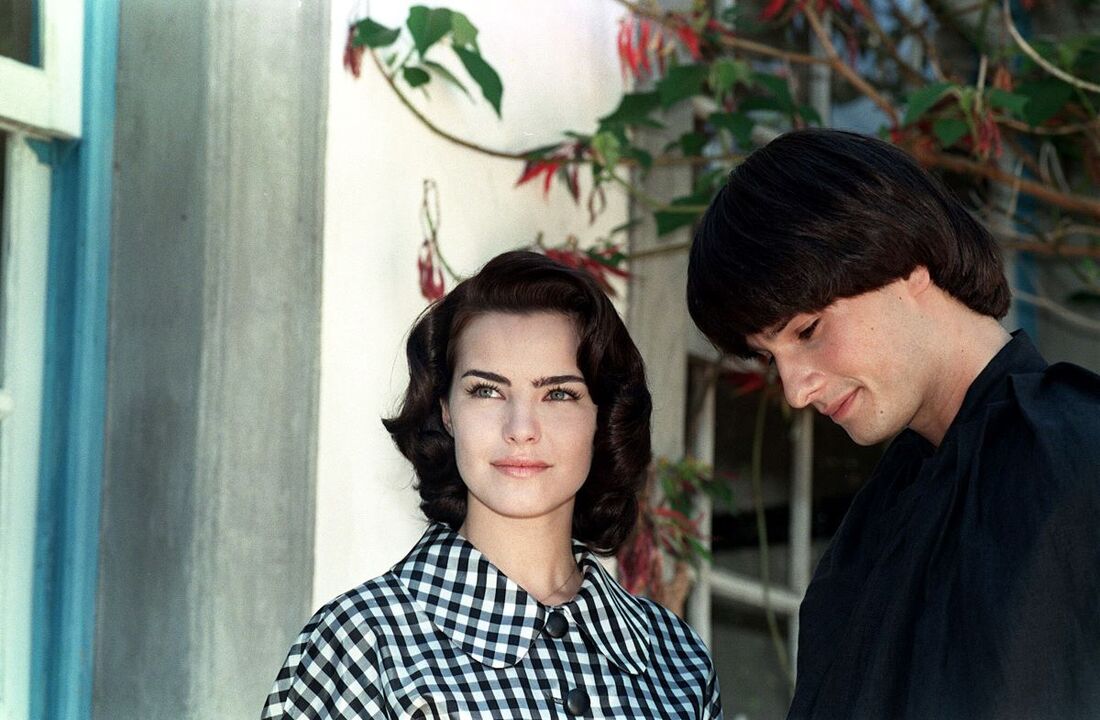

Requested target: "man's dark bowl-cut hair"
[
  {"left": 687, "top": 128, "right": 1011, "bottom": 358},
  {"left": 382, "top": 250, "right": 652, "bottom": 555}
]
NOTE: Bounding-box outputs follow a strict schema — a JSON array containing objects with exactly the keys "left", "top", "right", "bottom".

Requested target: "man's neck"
[{"left": 909, "top": 313, "right": 1012, "bottom": 447}]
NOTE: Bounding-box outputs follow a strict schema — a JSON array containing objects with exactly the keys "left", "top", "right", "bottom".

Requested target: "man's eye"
[{"left": 797, "top": 319, "right": 820, "bottom": 341}]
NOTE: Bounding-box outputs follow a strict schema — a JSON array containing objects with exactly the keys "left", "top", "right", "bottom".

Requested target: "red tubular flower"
[
  {"left": 417, "top": 240, "right": 445, "bottom": 301},
  {"left": 515, "top": 160, "right": 563, "bottom": 198},
  {"left": 343, "top": 26, "right": 365, "bottom": 78},
  {"left": 617, "top": 17, "right": 643, "bottom": 81},
  {"left": 760, "top": 0, "right": 788, "bottom": 21},
  {"left": 618, "top": 521, "right": 655, "bottom": 595},
  {"left": 638, "top": 19, "right": 653, "bottom": 78},
  {"left": 675, "top": 24, "right": 702, "bottom": 60},
  {"left": 975, "top": 111, "right": 1003, "bottom": 160}
]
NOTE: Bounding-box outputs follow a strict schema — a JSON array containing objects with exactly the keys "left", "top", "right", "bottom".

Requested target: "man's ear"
[
  {"left": 440, "top": 399, "right": 453, "bottom": 435},
  {"left": 905, "top": 265, "right": 933, "bottom": 296}
]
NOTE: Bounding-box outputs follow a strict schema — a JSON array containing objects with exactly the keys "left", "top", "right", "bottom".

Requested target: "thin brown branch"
[
  {"left": 370, "top": 50, "right": 527, "bottom": 160},
  {"left": 888, "top": 0, "right": 948, "bottom": 81},
  {"left": 1012, "top": 289, "right": 1100, "bottom": 334},
  {"left": 370, "top": 50, "right": 742, "bottom": 169},
  {"left": 1002, "top": 0, "right": 1100, "bottom": 94},
  {"left": 802, "top": 5, "right": 902, "bottom": 125},
  {"left": 855, "top": 5, "right": 927, "bottom": 85},
  {"left": 1001, "top": 135, "right": 1045, "bottom": 178},
  {"left": 1000, "top": 116, "right": 1100, "bottom": 137},
  {"left": 1003, "top": 241, "right": 1100, "bottom": 258},
  {"left": 915, "top": 148, "right": 1100, "bottom": 220}
]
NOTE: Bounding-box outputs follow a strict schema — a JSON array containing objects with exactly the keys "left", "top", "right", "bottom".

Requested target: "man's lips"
[
  {"left": 822, "top": 389, "right": 858, "bottom": 421},
  {"left": 491, "top": 458, "right": 552, "bottom": 476}
]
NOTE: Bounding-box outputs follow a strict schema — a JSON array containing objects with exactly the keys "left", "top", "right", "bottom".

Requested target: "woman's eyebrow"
[
  {"left": 461, "top": 370, "right": 510, "bottom": 385},
  {"left": 533, "top": 375, "right": 585, "bottom": 387}
]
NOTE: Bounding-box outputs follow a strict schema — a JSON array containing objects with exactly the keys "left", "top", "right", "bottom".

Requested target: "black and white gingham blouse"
[{"left": 262, "top": 522, "right": 722, "bottom": 719}]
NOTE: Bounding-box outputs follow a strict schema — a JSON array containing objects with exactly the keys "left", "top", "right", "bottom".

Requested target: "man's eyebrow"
[
  {"left": 461, "top": 370, "right": 510, "bottom": 386},
  {"left": 764, "top": 317, "right": 794, "bottom": 340},
  {"left": 533, "top": 374, "right": 586, "bottom": 388}
]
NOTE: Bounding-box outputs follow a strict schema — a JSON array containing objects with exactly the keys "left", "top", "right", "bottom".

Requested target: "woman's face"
[{"left": 441, "top": 311, "right": 598, "bottom": 525}]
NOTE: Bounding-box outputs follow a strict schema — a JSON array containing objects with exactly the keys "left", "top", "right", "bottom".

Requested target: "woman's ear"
[{"left": 440, "top": 399, "right": 453, "bottom": 435}]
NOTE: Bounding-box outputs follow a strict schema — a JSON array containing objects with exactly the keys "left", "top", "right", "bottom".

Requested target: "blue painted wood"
[{"left": 29, "top": 1, "right": 119, "bottom": 718}]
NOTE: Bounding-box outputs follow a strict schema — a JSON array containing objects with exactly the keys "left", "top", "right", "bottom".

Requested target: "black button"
[
  {"left": 565, "top": 688, "right": 590, "bottom": 716},
  {"left": 543, "top": 610, "right": 568, "bottom": 639}
]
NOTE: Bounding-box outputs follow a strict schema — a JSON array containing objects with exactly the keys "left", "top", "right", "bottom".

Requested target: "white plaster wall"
[{"left": 315, "top": 0, "right": 630, "bottom": 607}]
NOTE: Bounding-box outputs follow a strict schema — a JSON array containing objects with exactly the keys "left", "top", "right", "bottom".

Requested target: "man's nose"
[
  {"left": 777, "top": 357, "right": 824, "bottom": 410},
  {"left": 504, "top": 402, "right": 540, "bottom": 444}
]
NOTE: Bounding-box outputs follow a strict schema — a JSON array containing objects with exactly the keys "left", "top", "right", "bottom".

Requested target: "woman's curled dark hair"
[{"left": 382, "top": 250, "right": 652, "bottom": 555}]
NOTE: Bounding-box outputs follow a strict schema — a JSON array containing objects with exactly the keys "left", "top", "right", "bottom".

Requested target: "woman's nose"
[{"left": 504, "top": 402, "right": 541, "bottom": 444}]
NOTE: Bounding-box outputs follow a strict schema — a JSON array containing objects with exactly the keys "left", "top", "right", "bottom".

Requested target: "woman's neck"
[{"left": 459, "top": 497, "right": 582, "bottom": 605}]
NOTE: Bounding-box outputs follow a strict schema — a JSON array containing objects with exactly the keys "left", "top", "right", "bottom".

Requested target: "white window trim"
[
  {"left": 0, "top": 0, "right": 84, "bottom": 138},
  {"left": 686, "top": 346, "right": 815, "bottom": 679},
  {"left": 0, "top": 134, "right": 51, "bottom": 720}
]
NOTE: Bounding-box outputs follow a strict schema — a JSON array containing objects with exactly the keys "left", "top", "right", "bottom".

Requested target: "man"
[{"left": 686, "top": 128, "right": 1100, "bottom": 719}]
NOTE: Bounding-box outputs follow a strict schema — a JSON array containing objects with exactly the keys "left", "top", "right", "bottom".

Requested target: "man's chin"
[{"left": 841, "top": 423, "right": 891, "bottom": 447}]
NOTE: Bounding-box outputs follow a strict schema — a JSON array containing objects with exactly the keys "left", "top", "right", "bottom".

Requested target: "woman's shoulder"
[
  {"left": 281, "top": 572, "right": 408, "bottom": 665},
  {"left": 636, "top": 594, "right": 712, "bottom": 655},
  {"left": 601, "top": 580, "right": 715, "bottom": 678}
]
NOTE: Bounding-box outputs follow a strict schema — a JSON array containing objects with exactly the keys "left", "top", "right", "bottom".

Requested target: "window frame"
[{"left": 0, "top": 0, "right": 83, "bottom": 138}]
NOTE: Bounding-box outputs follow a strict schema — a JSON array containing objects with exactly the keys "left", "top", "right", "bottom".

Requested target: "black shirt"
[{"left": 789, "top": 332, "right": 1100, "bottom": 720}]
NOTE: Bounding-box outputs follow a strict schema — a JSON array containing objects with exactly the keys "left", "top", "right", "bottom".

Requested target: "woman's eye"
[
  {"left": 546, "top": 388, "right": 577, "bottom": 401},
  {"left": 797, "top": 319, "right": 820, "bottom": 341},
  {"left": 468, "top": 384, "right": 500, "bottom": 399}
]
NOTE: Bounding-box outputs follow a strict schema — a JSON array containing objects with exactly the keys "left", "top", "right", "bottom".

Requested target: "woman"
[{"left": 262, "top": 251, "right": 722, "bottom": 719}]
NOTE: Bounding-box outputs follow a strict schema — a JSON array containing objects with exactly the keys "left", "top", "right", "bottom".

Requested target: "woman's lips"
[{"left": 491, "top": 459, "right": 552, "bottom": 477}]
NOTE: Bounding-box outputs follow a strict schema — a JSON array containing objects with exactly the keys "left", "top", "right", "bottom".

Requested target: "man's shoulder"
[
  {"left": 1003, "top": 359, "right": 1100, "bottom": 454},
  {"left": 976, "top": 360, "right": 1100, "bottom": 499}
]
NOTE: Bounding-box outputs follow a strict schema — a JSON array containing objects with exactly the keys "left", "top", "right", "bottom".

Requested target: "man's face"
[{"left": 745, "top": 272, "right": 935, "bottom": 446}]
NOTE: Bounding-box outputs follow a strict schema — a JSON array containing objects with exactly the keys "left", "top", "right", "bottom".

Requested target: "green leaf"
[
  {"left": 623, "top": 146, "right": 654, "bottom": 170},
  {"left": 422, "top": 60, "right": 470, "bottom": 97},
  {"left": 656, "top": 64, "right": 710, "bottom": 108},
  {"left": 709, "top": 58, "right": 748, "bottom": 102},
  {"left": 904, "top": 82, "right": 954, "bottom": 125},
  {"left": 598, "top": 92, "right": 662, "bottom": 129},
  {"left": 592, "top": 131, "right": 622, "bottom": 170},
  {"left": 987, "top": 89, "right": 1029, "bottom": 118},
  {"left": 694, "top": 167, "right": 727, "bottom": 195},
  {"left": 738, "top": 95, "right": 789, "bottom": 114},
  {"left": 932, "top": 118, "right": 969, "bottom": 147},
  {"left": 751, "top": 73, "right": 795, "bottom": 109},
  {"left": 1015, "top": 80, "right": 1074, "bottom": 126},
  {"left": 654, "top": 191, "right": 712, "bottom": 236},
  {"left": 352, "top": 18, "right": 401, "bottom": 49},
  {"left": 679, "top": 131, "right": 708, "bottom": 157},
  {"left": 453, "top": 46, "right": 503, "bottom": 117},
  {"left": 407, "top": 6, "right": 453, "bottom": 57},
  {"left": 686, "top": 537, "right": 712, "bottom": 564},
  {"left": 402, "top": 66, "right": 431, "bottom": 88},
  {"left": 450, "top": 11, "right": 478, "bottom": 49},
  {"left": 798, "top": 104, "right": 823, "bottom": 125},
  {"left": 1067, "top": 290, "right": 1100, "bottom": 307},
  {"left": 609, "top": 218, "right": 645, "bottom": 236},
  {"left": 710, "top": 111, "right": 754, "bottom": 147}
]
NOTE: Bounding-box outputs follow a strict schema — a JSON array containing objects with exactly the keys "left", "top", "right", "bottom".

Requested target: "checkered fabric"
[{"left": 262, "top": 522, "right": 722, "bottom": 719}]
